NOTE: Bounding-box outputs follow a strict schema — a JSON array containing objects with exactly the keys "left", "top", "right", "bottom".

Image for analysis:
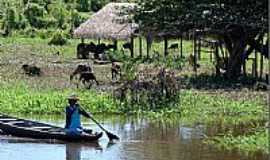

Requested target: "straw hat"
[{"left": 67, "top": 93, "right": 79, "bottom": 100}]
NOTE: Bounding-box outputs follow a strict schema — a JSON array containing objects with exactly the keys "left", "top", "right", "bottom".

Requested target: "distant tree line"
[
  {"left": 0, "top": 0, "right": 113, "bottom": 37},
  {"left": 135, "top": 0, "right": 268, "bottom": 79}
]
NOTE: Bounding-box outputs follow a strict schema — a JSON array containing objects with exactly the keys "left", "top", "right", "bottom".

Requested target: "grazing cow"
[
  {"left": 70, "top": 64, "right": 92, "bottom": 80},
  {"left": 79, "top": 72, "right": 99, "bottom": 88},
  {"left": 94, "top": 43, "right": 107, "bottom": 59},
  {"left": 169, "top": 43, "right": 179, "bottom": 50},
  {"left": 122, "top": 42, "right": 132, "bottom": 50},
  {"left": 77, "top": 42, "right": 116, "bottom": 60},
  {"left": 77, "top": 43, "right": 95, "bottom": 59},
  {"left": 106, "top": 44, "right": 116, "bottom": 50},
  {"left": 111, "top": 62, "right": 121, "bottom": 80},
  {"left": 70, "top": 65, "right": 98, "bottom": 88},
  {"left": 21, "top": 64, "right": 41, "bottom": 76}
]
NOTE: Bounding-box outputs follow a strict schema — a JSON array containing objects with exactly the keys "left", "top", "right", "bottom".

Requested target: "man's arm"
[
  {"left": 65, "top": 107, "right": 72, "bottom": 129},
  {"left": 79, "top": 107, "right": 91, "bottom": 118}
]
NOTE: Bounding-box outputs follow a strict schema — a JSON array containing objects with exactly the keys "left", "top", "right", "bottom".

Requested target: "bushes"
[
  {"left": 90, "top": 0, "right": 109, "bottom": 12},
  {"left": 71, "top": 10, "right": 89, "bottom": 28},
  {"left": 76, "top": 0, "right": 91, "bottom": 12},
  {"left": 49, "top": 5, "right": 68, "bottom": 29},
  {"left": 24, "top": 3, "right": 45, "bottom": 28},
  {"left": 48, "top": 30, "right": 68, "bottom": 45},
  {"left": 0, "top": 0, "right": 110, "bottom": 37}
]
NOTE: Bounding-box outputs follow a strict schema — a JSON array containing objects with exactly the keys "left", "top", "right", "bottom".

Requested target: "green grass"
[
  {"left": 0, "top": 83, "right": 118, "bottom": 114},
  {"left": 0, "top": 36, "right": 268, "bottom": 155},
  {"left": 0, "top": 78, "right": 267, "bottom": 155},
  {"left": 206, "top": 129, "right": 268, "bottom": 154}
]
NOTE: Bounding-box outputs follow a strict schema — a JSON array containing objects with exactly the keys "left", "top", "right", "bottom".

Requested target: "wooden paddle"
[
  {"left": 88, "top": 115, "right": 119, "bottom": 141},
  {"left": 80, "top": 107, "right": 119, "bottom": 141}
]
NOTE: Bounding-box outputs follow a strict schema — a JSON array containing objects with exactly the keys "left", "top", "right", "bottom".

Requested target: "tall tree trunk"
[{"left": 223, "top": 24, "right": 247, "bottom": 79}]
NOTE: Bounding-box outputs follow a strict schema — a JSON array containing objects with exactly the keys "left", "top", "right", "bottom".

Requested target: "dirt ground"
[{"left": 0, "top": 44, "right": 267, "bottom": 104}]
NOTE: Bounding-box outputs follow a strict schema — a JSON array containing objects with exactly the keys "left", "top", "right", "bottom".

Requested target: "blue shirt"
[{"left": 65, "top": 104, "right": 90, "bottom": 136}]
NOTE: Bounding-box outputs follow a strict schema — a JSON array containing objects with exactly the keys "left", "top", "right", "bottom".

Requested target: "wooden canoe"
[{"left": 0, "top": 113, "right": 102, "bottom": 142}]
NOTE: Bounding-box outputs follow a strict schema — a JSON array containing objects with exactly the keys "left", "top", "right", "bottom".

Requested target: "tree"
[
  {"left": 2, "top": 7, "right": 16, "bottom": 36},
  {"left": 135, "top": 0, "right": 268, "bottom": 79},
  {"left": 76, "top": 0, "right": 91, "bottom": 12},
  {"left": 50, "top": 5, "right": 68, "bottom": 29},
  {"left": 24, "top": 3, "right": 45, "bottom": 28}
]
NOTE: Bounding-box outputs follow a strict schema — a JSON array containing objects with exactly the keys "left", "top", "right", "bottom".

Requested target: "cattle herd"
[
  {"left": 20, "top": 41, "right": 182, "bottom": 89},
  {"left": 77, "top": 42, "right": 132, "bottom": 60},
  {"left": 21, "top": 62, "right": 121, "bottom": 89}
]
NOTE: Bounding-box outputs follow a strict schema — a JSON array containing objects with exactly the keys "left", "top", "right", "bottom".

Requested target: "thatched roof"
[{"left": 74, "top": 3, "right": 138, "bottom": 40}]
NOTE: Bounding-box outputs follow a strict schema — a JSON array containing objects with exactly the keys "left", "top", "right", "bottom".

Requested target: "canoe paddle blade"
[{"left": 106, "top": 131, "right": 119, "bottom": 141}]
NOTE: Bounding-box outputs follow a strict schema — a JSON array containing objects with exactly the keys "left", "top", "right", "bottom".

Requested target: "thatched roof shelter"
[{"left": 74, "top": 3, "right": 138, "bottom": 40}]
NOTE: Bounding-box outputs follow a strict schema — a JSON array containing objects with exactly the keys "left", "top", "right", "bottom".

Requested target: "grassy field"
[{"left": 0, "top": 36, "right": 268, "bottom": 154}]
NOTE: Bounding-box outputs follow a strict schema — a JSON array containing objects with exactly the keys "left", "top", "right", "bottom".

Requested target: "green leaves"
[
  {"left": 135, "top": 0, "right": 268, "bottom": 36},
  {"left": 206, "top": 129, "right": 269, "bottom": 154}
]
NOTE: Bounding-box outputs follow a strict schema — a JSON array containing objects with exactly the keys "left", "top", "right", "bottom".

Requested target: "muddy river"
[{"left": 0, "top": 115, "right": 266, "bottom": 160}]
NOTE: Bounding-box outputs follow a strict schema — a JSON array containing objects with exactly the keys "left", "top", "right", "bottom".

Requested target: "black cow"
[
  {"left": 77, "top": 42, "right": 96, "bottom": 59},
  {"left": 123, "top": 42, "right": 132, "bottom": 50},
  {"left": 22, "top": 64, "right": 41, "bottom": 76},
  {"left": 169, "top": 43, "right": 178, "bottom": 50},
  {"left": 106, "top": 44, "right": 116, "bottom": 50}
]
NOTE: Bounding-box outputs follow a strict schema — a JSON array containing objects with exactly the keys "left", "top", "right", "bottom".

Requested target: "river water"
[{"left": 0, "top": 115, "right": 267, "bottom": 160}]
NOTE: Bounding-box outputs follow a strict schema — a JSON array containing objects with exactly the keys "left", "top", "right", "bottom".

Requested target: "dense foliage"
[
  {"left": 135, "top": 0, "right": 268, "bottom": 34},
  {"left": 135, "top": 0, "right": 268, "bottom": 79},
  {"left": 0, "top": 0, "right": 113, "bottom": 37}
]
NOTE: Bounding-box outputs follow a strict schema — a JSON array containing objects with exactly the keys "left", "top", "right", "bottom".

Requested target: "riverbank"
[
  {"left": 0, "top": 83, "right": 267, "bottom": 154},
  {"left": 0, "top": 37, "right": 268, "bottom": 155}
]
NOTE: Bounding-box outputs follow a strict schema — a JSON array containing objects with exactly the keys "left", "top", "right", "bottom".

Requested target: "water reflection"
[
  {"left": 66, "top": 143, "right": 102, "bottom": 160},
  {"left": 66, "top": 143, "right": 81, "bottom": 160},
  {"left": 0, "top": 115, "right": 268, "bottom": 160}
]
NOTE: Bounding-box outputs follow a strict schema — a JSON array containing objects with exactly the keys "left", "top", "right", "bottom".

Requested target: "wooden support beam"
[
  {"left": 243, "top": 60, "right": 247, "bottom": 76},
  {"left": 193, "top": 31, "right": 197, "bottom": 73},
  {"left": 130, "top": 37, "right": 134, "bottom": 58},
  {"left": 259, "top": 39, "right": 264, "bottom": 79},
  {"left": 254, "top": 50, "right": 258, "bottom": 78},
  {"left": 260, "top": 54, "right": 264, "bottom": 79},
  {"left": 164, "top": 37, "right": 168, "bottom": 56},
  {"left": 113, "top": 40, "right": 118, "bottom": 51},
  {"left": 139, "top": 37, "right": 143, "bottom": 57},
  {"left": 198, "top": 38, "right": 201, "bottom": 60},
  {"left": 146, "top": 38, "right": 150, "bottom": 59},
  {"left": 180, "top": 34, "right": 183, "bottom": 58}
]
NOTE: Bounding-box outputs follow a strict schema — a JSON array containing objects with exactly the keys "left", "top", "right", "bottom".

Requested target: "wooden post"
[
  {"left": 260, "top": 54, "right": 264, "bottom": 79},
  {"left": 146, "top": 37, "right": 150, "bottom": 59},
  {"left": 193, "top": 31, "right": 197, "bottom": 73},
  {"left": 214, "top": 42, "right": 220, "bottom": 76},
  {"left": 113, "top": 40, "right": 118, "bottom": 51},
  {"left": 243, "top": 60, "right": 247, "bottom": 76},
  {"left": 131, "top": 37, "right": 134, "bottom": 58},
  {"left": 164, "top": 37, "right": 168, "bottom": 56},
  {"left": 98, "top": 38, "right": 101, "bottom": 45},
  {"left": 259, "top": 39, "right": 264, "bottom": 79},
  {"left": 139, "top": 37, "right": 143, "bottom": 57},
  {"left": 254, "top": 50, "right": 258, "bottom": 78},
  {"left": 210, "top": 44, "right": 213, "bottom": 62},
  {"left": 180, "top": 34, "right": 183, "bottom": 58},
  {"left": 198, "top": 37, "right": 201, "bottom": 60}
]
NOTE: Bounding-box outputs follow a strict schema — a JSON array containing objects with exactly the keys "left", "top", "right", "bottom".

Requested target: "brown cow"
[
  {"left": 70, "top": 65, "right": 98, "bottom": 89},
  {"left": 111, "top": 62, "right": 121, "bottom": 80}
]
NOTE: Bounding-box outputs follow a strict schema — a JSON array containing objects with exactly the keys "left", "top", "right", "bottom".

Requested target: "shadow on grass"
[{"left": 179, "top": 74, "right": 263, "bottom": 90}]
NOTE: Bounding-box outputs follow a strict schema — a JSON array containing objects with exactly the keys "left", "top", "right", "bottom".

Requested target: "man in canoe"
[{"left": 65, "top": 94, "right": 92, "bottom": 136}]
